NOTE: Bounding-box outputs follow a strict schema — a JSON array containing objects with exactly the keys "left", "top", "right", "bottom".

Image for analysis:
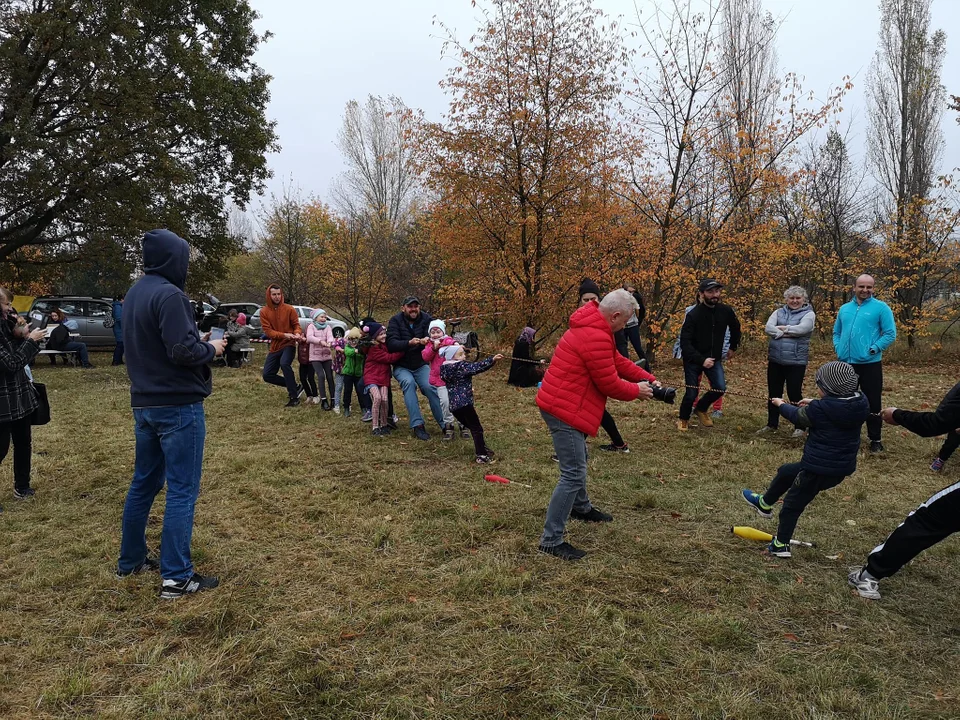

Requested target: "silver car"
[{"left": 29, "top": 296, "right": 116, "bottom": 347}]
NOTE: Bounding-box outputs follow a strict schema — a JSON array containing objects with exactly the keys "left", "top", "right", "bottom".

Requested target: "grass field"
[{"left": 2, "top": 346, "right": 960, "bottom": 719}]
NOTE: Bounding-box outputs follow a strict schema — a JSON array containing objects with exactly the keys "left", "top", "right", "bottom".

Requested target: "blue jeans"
[
  {"left": 118, "top": 403, "right": 206, "bottom": 581},
  {"left": 540, "top": 410, "right": 592, "bottom": 547},
  {"left": 262, "top": 346, "right": 298, "bottom": 399},
  {"left": 679, "top": 360, "right": 726, "bottom": 420},
  {"left": 392, "top": 364, "right": 444, "bottom": 429}
]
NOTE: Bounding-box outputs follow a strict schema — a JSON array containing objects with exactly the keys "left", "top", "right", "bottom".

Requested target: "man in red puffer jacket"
[{"left": 537, "top": 289, "right": 656, "bottom": 561}]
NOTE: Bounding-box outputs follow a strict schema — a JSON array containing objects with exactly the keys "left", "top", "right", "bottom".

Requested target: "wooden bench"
[{"left": 38, "top": 349, "right": 79, "bottom": 366}]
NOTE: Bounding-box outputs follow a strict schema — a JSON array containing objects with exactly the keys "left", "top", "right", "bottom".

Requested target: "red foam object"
[{"left": 484, "top": 474, "right": 510, "bottom": 484}]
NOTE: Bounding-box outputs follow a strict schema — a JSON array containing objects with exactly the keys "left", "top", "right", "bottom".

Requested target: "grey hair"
[
  {"left": 599, "top": 288, "right": 639, "bottom": 317},
  {"left": 783, "top": 285, "right": 807, "bottom": 301}
]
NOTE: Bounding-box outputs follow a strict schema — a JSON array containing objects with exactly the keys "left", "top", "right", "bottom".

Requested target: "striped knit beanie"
[{"left": 815, "top": 361, "right": 859, "bottom": 396}]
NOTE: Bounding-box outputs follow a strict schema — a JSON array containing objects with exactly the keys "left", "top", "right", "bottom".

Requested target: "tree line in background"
[{"left": 1, "top": 0, "right": 958, "bottom": 357}]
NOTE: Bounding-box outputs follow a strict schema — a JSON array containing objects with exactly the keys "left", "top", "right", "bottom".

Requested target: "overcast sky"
[{"left": 247, "top": 0, "right": 960, "bottom": 206}]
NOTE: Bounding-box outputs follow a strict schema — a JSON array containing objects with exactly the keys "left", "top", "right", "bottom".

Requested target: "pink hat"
[{"left": 237, "top": 313, "right": 247, "bottom": 326}]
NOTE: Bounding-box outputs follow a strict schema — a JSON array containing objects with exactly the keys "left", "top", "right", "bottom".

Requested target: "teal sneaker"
[
  {"left": 767, "top": 539, "right": 791, "bottom": 558},
  {"left": 741, "top": 489, "right": 774, "bottom": 519}
]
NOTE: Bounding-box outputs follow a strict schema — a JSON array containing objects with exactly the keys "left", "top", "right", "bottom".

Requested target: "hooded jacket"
[
  {"left": 122, "top": 229, "right": 214, "bottom": 407},
  {"left": 679, "top": 301, "right": 742, "bottom": 367},
  {"left": 536, "top": 301, "right": 656, "bottom": 436},
  {"left": 422, "top": 335, "right": 457, "bottom": 387},
  {"left": 832, "top": 295, "right": 897, "bottom": 365},
  {"left": 778, "top": 393, "right": 870, "bottom": 476},
  {"left": 259, "top": 287, "right": 301, "bottom": 353}
]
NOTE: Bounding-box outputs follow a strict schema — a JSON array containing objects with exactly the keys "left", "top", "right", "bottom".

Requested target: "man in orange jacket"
[
  {"left": 536, "top": 289, "right": 656, "bottom": 560},
  {"left": 260, "top": 284, "right": 303, "bottom": 407}
]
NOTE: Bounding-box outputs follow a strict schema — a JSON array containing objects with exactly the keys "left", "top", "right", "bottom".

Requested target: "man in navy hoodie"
[{"left": 116, "top": 229, "right": 226, "bottom": 600}]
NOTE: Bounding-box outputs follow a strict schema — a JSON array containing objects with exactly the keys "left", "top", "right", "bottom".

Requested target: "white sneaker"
[
  {"left": 791, "top": 428, "right": 806, "bottom": 438},
  {"left": 848, "top": 567, "right": 881, "bottom": 600},
  {"left": 333, "top": 405, "right": 341, "bottom": 415}
]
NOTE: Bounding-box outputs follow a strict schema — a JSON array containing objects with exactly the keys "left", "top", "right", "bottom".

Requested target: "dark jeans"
[
  {"left": 299, "top": 362, "right": 318, "bottom": 397},
  {"left": 600, "top": 409, "right": 624, "bottom": 447},
  {"left": 0, "top": 416, "right": 32, "bottom": 491},
  {"left": 452, "top": 404, "right": 488, "bottom": 456},
  {"left": 680, "top": 361, "right": 726, "bottom": 420},
  {"left": 851, "top": 362, "right": 883, "bottom": 441},
  {"left": 262, "top": 346, "right": 298, "bottom": 400},
  {"left": 118, "top": 403, "right": 206, "bottom": 581},
  {"left": 311, "top": 360, "right": 335, "bottom": 401},
  {"left": 624, "top": 324, "right": 646, "bottom": 362},
  {"left": 767, "top": 362, "right": 807, "bottom": 428},
  {"left": 866, "top": 479, "right": 960, "bottom": 579},
  {"left": 938, "top": 431, "right": 960, "bottom": 462},
  {"left": 762, "top": 461, "right": 844, "bottom": 544},
  {"left": 342, "top": 374, "right": 370, "bottom": 411},
  {"left": 225, "top": 349, "right": 243, "bottom": 368},
  {"left": 112, "top": 341, "right": 124, "bottom": 366},
  {"left": 49, "top": 341, "right": 90, "bottom": 366}
]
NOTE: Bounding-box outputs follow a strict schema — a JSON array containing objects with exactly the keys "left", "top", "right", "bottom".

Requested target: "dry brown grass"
[{"left": 1, "top": 345, "right": 959, "bottom": 719}]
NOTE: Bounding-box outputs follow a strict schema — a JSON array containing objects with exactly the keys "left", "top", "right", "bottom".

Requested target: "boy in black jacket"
[
  {"left": 678, "top": 279, "right": 741, "bottom": 430},
  {"left": 742, "top": 361, "right": 870, "bottom": 557},
  {"left": 848, "top": 381, "right": 960, "bottom": 599}
]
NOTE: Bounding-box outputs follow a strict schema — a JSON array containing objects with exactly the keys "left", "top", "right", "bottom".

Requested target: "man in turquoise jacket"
[{"left": 833, "top": 274, "right": 897, "bottom": 452}]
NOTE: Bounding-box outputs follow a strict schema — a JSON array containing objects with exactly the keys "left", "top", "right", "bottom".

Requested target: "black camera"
[{"left": 651, "top": 385, "right": 676, "bottom": 404}]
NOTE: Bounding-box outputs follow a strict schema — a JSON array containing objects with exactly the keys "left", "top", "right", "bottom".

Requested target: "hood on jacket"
[
  {"left": 568, "top": 299, "right": 611, "bottom": 335},
  {"left": 143, "top": 230, "right": 189, "bottom": 290},
  {"left": 265, "top": 285, "right": 285, "bottom": 307},
  {"left": 817, "top": 393, "right": 870, "bottom": 429}
]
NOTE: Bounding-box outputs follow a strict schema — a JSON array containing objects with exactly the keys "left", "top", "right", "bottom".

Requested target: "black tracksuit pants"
[
  {"left": 762, "top": 461, "right": 845, "bottom": 545},
  {"left": 866, "top": 479, "right": 960, "bottom": 579},
  {"left": 851, "top": 362, "right": 883, "bottom": 441},
  {"left": 767, "top": 362, "right": 806, "bottom": 428}
]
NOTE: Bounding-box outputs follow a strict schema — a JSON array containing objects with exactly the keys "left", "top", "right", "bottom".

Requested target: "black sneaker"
[
  {"left": 321, "top": 399, "right": 331, "bottom": 411},
  {"left": 538, "top": 542, "right": 586, "bottom": 561},
  {"left": 482, "top": 446, "right": 496, "bottom": 458},
  {"left": 159, "top": 573, "right": 219, "bottom": 600},
  {"left": 343, "top": 407, "right": 351, "bottom": 418},
  {"left": 460, "top": 424, "right": 471, "bottom": 439},
  {"left": 598, "top": 444, "right": 630, "bottom": 453},
  {"left": 870, "top": 441, "right": 885, "bottom": 454},
  {"left": 475, "top": 454, "right": 492, "bottom": 464},
  {"left": 570, "top": 507, "right": 613, "bottom": 523},
  {"left": 372, "top": 427, "right": 384, "bottom": 437},
  {"left": 413, "top": 425, "right": 430, "bottom": 441},
  {"left": 551, "top": 454, "right": 559, "bottom": 463},
  {"left": 443, "top": 424, "right": 455, "bottom": 441},
  {"left": 116, "top": 556, "right": 160, "bottom": 578},
  {"left": 13, "top": 487, "right": 35, "bottom": 499},
  {"left": 388, "top": 415, "right": 399, "bottom": 430},
  {"left": 285, "top": 398, "right": 300, "bottom": 408}
]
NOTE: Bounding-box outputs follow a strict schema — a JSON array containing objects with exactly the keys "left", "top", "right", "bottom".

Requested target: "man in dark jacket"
[
  {"left": 386, "top": 296, "right": 445, "bottom": 440},
  {"left": 111, "top": 295, "right": 124, "bottom": 366},
  {"left": 848, "top": 381, "right": 960, "bottom": 600},
  {"left": 678, "top": 278, "right": 741, "bottom": 430},
  {"left": 742, "top": 361, "right": 870, "bottom": 557},
  {"left": 116, "top": 229, "right": 226, "bottom": 600}
]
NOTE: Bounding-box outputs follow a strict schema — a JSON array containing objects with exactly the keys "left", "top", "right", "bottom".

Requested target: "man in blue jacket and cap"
[
  {"left": 833, "top": 274, "right": 897, "bottom": 453},
  {"left": 115, "top": 229, "right": 226, "bottom": 599}
]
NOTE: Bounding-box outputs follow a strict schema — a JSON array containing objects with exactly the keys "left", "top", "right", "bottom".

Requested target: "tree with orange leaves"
[{"left": 418, "top": 0, "right": 627, "bottom": 339}]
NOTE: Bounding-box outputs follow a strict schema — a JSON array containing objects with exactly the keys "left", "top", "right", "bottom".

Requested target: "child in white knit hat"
[{"left": 422, "top": 318, "right": 460, "bottom": 440}]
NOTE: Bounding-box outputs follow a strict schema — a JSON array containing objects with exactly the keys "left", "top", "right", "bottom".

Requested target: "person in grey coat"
[{"left": 758, "top": 286, "right": 815, "bottom": 436}]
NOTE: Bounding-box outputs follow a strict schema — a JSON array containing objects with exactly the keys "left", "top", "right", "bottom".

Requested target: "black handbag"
[{"left": 30, "top": 382, "right": 51, "bottom": 426}]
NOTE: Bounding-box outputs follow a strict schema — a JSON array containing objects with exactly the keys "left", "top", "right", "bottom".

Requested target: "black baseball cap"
[
  {"left": 698, "top": 278, "right": 724, "bottom": 292},
  {"left": 402, "top": 295, "right": 421, "bottom": 306}
]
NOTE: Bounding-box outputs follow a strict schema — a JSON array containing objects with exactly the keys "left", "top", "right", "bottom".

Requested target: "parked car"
[
  {"left": 196, "top": 301, "right": 262, "bottom": 332},
  {"left": 217, "top": 302, "right": 261, "bottom": 318},
  {"left": 29, "top": 296, "right": 117, "bottom": 347},
  {"left": 249, "top": 306, "right": 347, "bottom": 336}
]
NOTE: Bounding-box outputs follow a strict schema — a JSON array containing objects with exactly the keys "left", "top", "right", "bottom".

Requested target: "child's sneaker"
[
  {"left": 598, "top": 443, "right": 630, "bottom": 453},
  {"left": 482, "top": 446, "right": 496, "bottom": 458},
  {"left": 159, "top": 573, "right": 219, "bottom": 600},
  {"left": 475, "top": 454, "right": 492, "bottom": 464},
  {"left": 361, "top": 410, "right": 373, "bottom": 422},
  {"left": 741, "top": 489, "right": 773, "bottom": 519},
  {"left": 343, "top": 407, "right": 351, "bottom": 417},
  {"left": 460, "top": 424, "right": 471, "bottom": 439},
  {"left": 766, "top": 539, "right": 791, "bottom": 558},
  {"left": 13, "top": 487, "right": 35, "bottom": 499},
  {"left": 677, "top": 419, "right": 689, "bottom": 432},
  {"left": 443, "top": 424, "right": 455, "bottom": 441},
  {"left": 931, "top": 457, "right": 945, "bottom": 472},
  {"left": 333, "top": 404, "right": 341, "bottom": 415},
  {"left": 711, "top": 410, "right": 723, "bottom": 419},
  {"left": 847, "top": 567, "right": 881, "bottom": 599},
  {"left": 372, "top": 427, "right": 384, "bottom": 437}
]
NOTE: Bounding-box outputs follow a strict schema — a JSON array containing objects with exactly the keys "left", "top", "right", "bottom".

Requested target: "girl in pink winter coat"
[
  {"left": 421, "top": 319, "right": 460, "bottom": 440},
  {"left": 307, "top": 309, "right": 336, "bottom": 410}
]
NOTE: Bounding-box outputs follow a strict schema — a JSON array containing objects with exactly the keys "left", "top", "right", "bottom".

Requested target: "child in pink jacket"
[
  {"left": 421, "top": 319, "right": 459, "bottom": 439},
  {"left": 307, "top": 309, "right": 336, "bottom": 410}
]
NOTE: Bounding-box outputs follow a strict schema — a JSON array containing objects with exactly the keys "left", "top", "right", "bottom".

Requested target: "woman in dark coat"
[
  {"left": 507, "top": 326, "right": 544, "bottom": 387},
  {"left": 0, "top": 287, "right": 44, "bottom": 508}
]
